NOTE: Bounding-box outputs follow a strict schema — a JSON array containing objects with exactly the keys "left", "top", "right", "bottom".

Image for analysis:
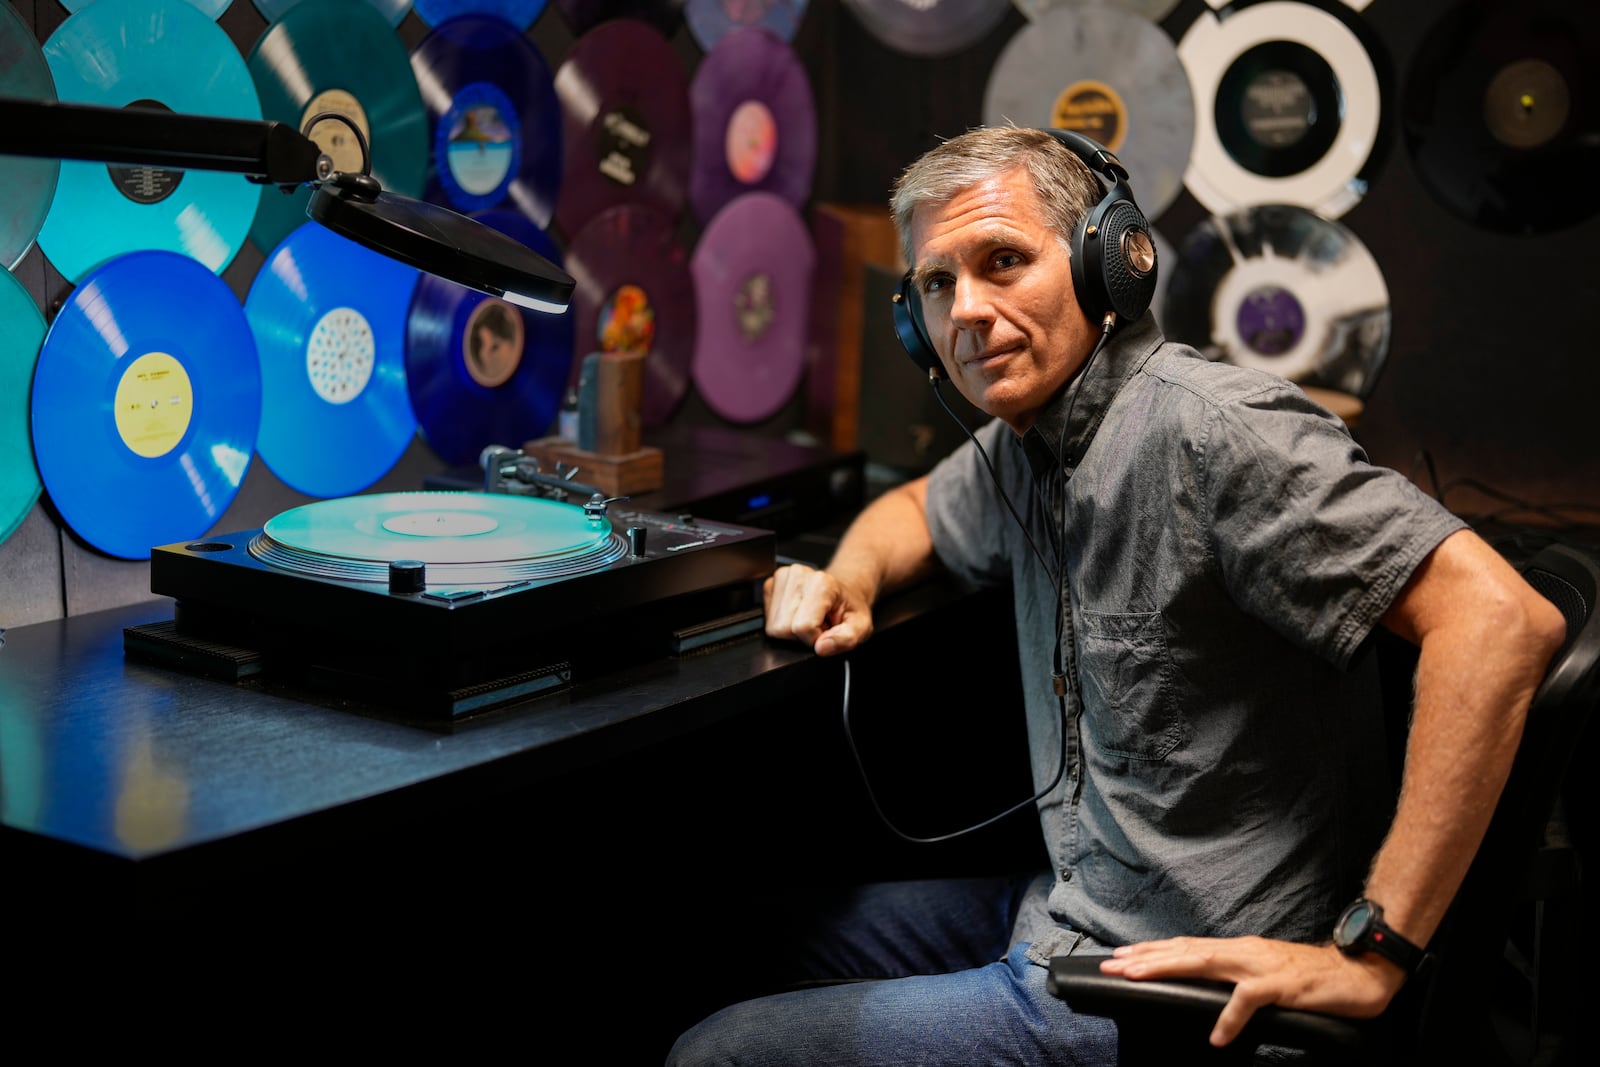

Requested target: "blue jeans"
[{"left": 666, "top": 875, "right": 1119, "bottom": 1066}]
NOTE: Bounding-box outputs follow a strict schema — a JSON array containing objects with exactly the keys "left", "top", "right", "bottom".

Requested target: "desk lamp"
[{"left": 0, "top": 96, "right": 575, "bottom": 313}]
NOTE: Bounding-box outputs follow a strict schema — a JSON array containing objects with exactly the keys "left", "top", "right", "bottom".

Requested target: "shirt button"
[{"left": 1062, "top": 869, "right": 1073, "bottom": 882}]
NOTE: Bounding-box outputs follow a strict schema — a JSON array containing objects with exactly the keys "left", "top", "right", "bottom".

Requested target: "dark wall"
[{"left": 3, "top": 0, "right": 1596, "bottom": 630}]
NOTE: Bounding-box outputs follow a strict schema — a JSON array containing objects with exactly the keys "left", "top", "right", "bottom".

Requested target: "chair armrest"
[{"left": 1046, "top": 956, "right": 1377, "bottom": 1056}]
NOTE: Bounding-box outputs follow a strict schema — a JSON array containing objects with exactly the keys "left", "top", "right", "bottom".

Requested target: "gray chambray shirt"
[{"left": 924, "top": 312, "right": 1466, "bottom": 950}]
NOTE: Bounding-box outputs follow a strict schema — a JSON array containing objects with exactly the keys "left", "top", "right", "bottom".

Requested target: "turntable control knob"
[
  {"left": 389, "top": 558, "right": 426, "bottom": 595},
  {"left": 627, "top": 525, "right": 647, "bottom": 557}
]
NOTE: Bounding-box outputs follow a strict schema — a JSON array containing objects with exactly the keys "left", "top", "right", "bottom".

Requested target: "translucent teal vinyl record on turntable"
[
  {"left": 247, "top": 0, "right": 429, "bottom": 255},
  {"left": 0, "top": 0, "right": 60, "bottom": 270},
  {"left": 0, "top": 269, "right": 47, "bottom": 547},
  {"left": 30, "top": 249, "right": 261, "bottom": 560},
  {"left": 38, "top": 0, "right": 263, "bottom": 282},
  {"left": 246, "top": 221, "right": 420, "bottom": 498}
]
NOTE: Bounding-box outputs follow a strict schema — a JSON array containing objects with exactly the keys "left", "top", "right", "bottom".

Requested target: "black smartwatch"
[{"left": 1332, "top": 897, "right": 1431, "bottom": 976}]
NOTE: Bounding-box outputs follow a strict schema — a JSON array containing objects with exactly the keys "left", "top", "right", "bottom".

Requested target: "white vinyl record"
[{"left": 1179, "top": 0, "right": 1380, "bottom": 219}]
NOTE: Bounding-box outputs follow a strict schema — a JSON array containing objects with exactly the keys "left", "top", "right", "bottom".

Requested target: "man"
[{"left": 667, "top": 127, "right": 1564, "bottom": 1065}]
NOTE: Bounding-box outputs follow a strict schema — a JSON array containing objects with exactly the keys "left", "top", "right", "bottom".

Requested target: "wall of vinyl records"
[{"left": 2, "top": 0, "right": 1597, "bottom": 629}]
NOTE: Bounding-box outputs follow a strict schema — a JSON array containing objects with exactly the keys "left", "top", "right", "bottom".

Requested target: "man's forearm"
[{"left": 826, "top": 476, "right": 938, "bottom": 607}]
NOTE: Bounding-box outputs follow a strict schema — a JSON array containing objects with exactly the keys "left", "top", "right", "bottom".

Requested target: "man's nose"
[{"left": 949, "top": 276, "right": 994, "bottom": 330}]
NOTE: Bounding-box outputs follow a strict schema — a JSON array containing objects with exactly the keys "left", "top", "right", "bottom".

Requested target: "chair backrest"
[{"left": 1404, "top": 540, "right": 1600, "bottom": 1059}]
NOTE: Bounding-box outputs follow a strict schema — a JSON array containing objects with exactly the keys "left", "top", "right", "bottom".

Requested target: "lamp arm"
[{"left": 0, "top": 95, "right": 325, "bottom": 186}]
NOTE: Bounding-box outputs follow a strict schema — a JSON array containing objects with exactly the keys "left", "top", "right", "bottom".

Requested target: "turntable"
[{"left": 124, "top": 488, "right": 775, "bottom": 720}]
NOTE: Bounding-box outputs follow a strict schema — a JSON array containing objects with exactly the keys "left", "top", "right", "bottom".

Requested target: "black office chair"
[{"left": 1047, "top": 540, "right": 1600, "bottom": 1066}]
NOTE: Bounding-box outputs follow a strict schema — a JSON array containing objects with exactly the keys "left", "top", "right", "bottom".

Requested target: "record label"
[
  {"left": 1053, "top": 79, "right": 1128, "bottom": 153},
  {"left": 31, "top": 249, "right": 261, "bottom": 560},
  {"left": 405, "top": 209, "right": 574, "bottom": 465},
  {"left": 686, "top": 0, "right": 806, "bottom": 51},
  {"left": 689, "top": 24, "right": 816, "bottom": 223},
  {"left": 462, "top": 299, "right": 525, "bottom": 388},
  {"left": 566, "top": 203, "right": 695, "bottom": 426},
  {"left": 412, "top": 14, "right": 563, "bottom": 224},
  {"left": 39, "top": 0, "right": 262, "bottom": 282},
  {"left": 0, "top": 270, "right": 47, "bottom": 547},
  {"left": 985, "top": 2, "right": 1193, "bottom": 220},
  {"left": 250, "top": 0, "right": 429, "bottom": 253},
  {"left": 1160, "top": 203, "right": 1389, "bottom": 397},
  {"left": 842, "top": 0, "right": 1009, "bottom": 58},
  {"left": 113, "top": 352, "right": 193, "bottom": 458},
  {"left": 691, "top": 191, "right": 812, "bottom": 424},
  {"left": 1179, "top": 0, "right": 1381, "bottom": 219},
  {"left": 0, "top": 0, "right": 59, "bottom": 270},
  {"left": 556, "top": 19, "right": 692, "bottom": 236},
  {"left": 247, "top": 222, "right": 419, "bottom": 498}
]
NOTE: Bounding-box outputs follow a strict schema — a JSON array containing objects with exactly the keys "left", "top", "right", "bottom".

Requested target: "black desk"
[{"left": 0, "top": 560, "right": 1031, "bottom": 1049}]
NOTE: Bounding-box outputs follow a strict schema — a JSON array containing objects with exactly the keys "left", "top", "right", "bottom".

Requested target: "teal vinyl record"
[
  {"left": 29, "top": 250, "right": 261, "bottom": 560},
  {"left": 61, "top": 0, "right": 233, "bottom": 16},
  {"left": 414, "top": 1, "right": 550, "bottom": 29},
  {"left": 38, "top": 0, "right": 262, "bottom": 283},
  {"left": 0, "top": 269, "right": 47, "bottom": 547},
  {"left": 405, "top": 210, "right": 574, "bottom": 465},
  {"left": 253, "top": 1, "right": 411, "bottom": 25},
  {"left": 0, "top": 0, "right": 60, "bottom": 270},
  {"left": 247, "top": 0, "right": 429, "bottom": 254},
  {"left": 246, "top": 221, "right": 421, "bottom": 498}
]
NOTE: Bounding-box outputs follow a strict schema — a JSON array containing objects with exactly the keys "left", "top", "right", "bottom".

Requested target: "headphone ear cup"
[
  {"left": 1072, "top": 192, "right": 1157, "bottom": 325},
  {"left": 892, "top": 273, "right": 942, "bottom": 377}
]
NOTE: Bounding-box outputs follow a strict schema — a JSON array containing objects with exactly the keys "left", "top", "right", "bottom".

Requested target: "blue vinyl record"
[
  {"left": 405, "top": 210, "right": 575, "bottom": 465},
  {"left": 38, "top": 0, "right": 262, "bottom": 283},
  {"left": 410, "top": 13, "right": 564, "bottom": 222},
  {"left": 61, "top": 0, "right": 233, "bottom": 16},
  {"left": 684, "top": 0, "right": 805, "bottom": 52},
  {"left": 1, "top": 0, "right": 60, "bottom": 270},
  {"left": 30, "top": 250, "right": 261, "bottom": 560},
  {"left": 247, "top": 0, "right": 429, "bottom": 255},
  {"left": 414, "top": 1, "right": 549, "bottom": 29},
  {"left": 253, "top": 1, "right": 411, "bottom": 25},
  {"left": 1, "top": 269, "right": 47, "bottom": 547},
  {"left": 246, "top": 221, "right": 420, "bottom": 498}
]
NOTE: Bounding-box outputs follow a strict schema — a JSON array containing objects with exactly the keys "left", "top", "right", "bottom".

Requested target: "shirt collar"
[{"left": 1019, "top": 311, "right": 1166, "bottom": 481}]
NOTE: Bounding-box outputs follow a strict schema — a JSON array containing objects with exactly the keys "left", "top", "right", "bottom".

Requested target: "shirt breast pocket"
[{"left": 1078, "top": 610, "right": 1184, "bottom": 761}]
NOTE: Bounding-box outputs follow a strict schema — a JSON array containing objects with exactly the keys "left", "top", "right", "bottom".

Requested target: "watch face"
[{"left": 1334, "top": 899, "right": 1373, "bottom": 948}]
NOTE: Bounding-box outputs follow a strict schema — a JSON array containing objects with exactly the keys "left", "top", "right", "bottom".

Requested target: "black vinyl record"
[
  {"left": 565, "top": 202, "right": 696, "bottom": 427},
  {"left": 406, "top": 210, "right": 576, "bottom": 464},
  {"left": 555, "top": 18, "right": 693, "bottom": 237},
  {"left": 689, "top": 25, "right": 816, "bottom": 224},
  {"left": 1402, "top": 0, "right": 1599, "bottom": 235},
  {"left": 410, "top": 13, "right": 564, "bottom": 222}
]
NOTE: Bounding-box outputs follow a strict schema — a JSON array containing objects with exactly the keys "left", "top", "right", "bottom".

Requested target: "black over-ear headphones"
[{"left": 890, "top": 128, "right": 1158, "bottom": 378}]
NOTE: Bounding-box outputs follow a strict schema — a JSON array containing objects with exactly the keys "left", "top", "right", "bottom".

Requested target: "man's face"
[{"left": 908, "top": 166, "right": 1096, "bottom": 434}]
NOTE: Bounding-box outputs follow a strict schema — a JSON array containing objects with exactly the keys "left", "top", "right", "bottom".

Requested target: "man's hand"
[
  {"left": 763, "top": 563, "right": 874, "bottom": 656},
  {"left": 1098, "top": 936, "right": 1406, "bottom": 1047}
]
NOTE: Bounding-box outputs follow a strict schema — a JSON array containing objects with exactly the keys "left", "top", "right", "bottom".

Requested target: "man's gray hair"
[{"left": 888, "top": 126, "right": 1102, "bottom": 267}]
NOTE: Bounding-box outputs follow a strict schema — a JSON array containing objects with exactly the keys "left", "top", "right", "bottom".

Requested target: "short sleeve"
[{"left": 924, "top": 417, "right": 1020, "bottom": 589}]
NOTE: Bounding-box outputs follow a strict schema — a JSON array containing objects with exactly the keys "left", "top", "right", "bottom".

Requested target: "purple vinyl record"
[
  {"left": 565, "top": 202, "right": 696, "bottom": 426},
  {"left": 410, "top": 14, "right": 563, "bottom": 222},
  {"left": 691, "top": 191, "right": 813, "bottom": 424},
  {"left": 406, "top": 210, "right": 576, "bottom": 464},
  {"left": 684, "top": 0, "right": 805, "bottom": 52},
  {"left": 690, "top": 26, "right": 816, "bottom": 224},
  {"left": 556, "top": 0, "right": 686, "bottom": 36},
  {"left": 554, "top": 19, "right": 693, "bottom": 238}
]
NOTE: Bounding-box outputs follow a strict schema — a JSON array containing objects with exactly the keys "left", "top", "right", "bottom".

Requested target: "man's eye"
[
  {"left": 923, "top": 275, "right": 950, "bottom": 294},
  {"left": 994, "top": 252, "right": 1022, "bottom": 270}
]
